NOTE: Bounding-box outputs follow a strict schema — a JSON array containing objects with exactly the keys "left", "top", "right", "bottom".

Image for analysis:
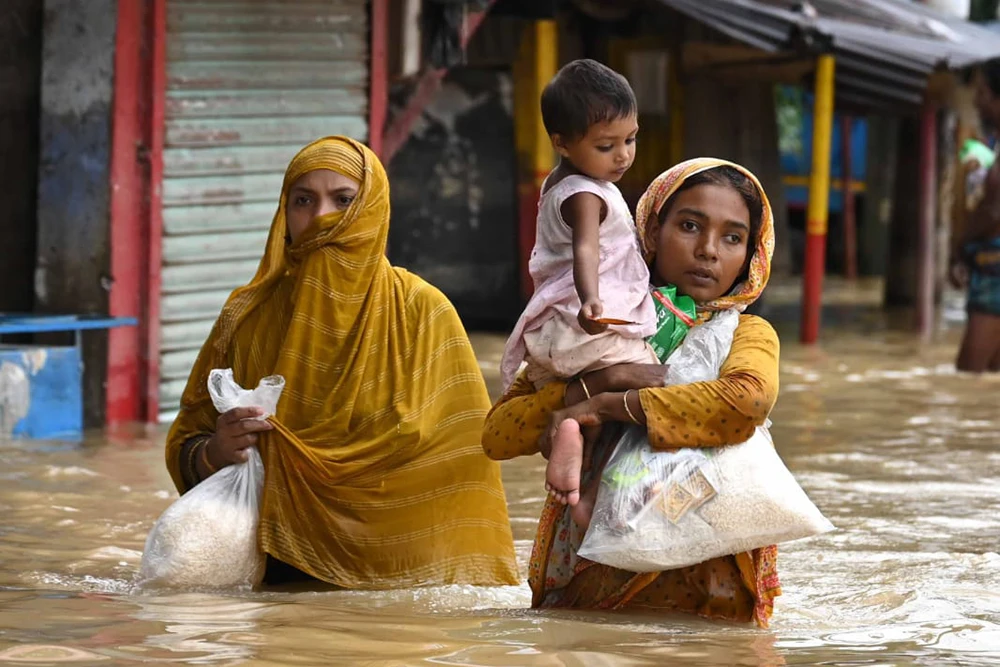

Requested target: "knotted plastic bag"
[
  {"left": 578, "top": 310, "right": 834, "bottom": 572},
  {"left": 136, "top": 371, "right": 284, "bottom": 590}
]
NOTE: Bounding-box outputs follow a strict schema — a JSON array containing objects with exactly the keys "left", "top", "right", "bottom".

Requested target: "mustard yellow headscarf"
[
  {"left": 635, "top": 158, "right": 775, "bottom": 315},
  {"left": 166, "top": 136, "right": 519, "bottom": 588}
]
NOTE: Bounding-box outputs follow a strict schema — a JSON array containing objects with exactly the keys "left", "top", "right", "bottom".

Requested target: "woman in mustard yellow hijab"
[{"left": 166, "top": 136, "right": 519, "bottom": 588}]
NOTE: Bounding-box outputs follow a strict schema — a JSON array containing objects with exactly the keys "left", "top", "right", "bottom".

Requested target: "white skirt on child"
[{"left": 523, "top": 310, "right": 658, "bottom": 388}]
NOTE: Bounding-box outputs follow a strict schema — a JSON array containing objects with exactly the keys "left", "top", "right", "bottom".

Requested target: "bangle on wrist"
[
  {"left": 186, "top": 438, "right": 202, "bottom": 478},
  {"left": 200, "top": 438, "right": 218, "bottom": 475},
  {"left": 623, "top": 390, "right": 640, "bottom": 425}
]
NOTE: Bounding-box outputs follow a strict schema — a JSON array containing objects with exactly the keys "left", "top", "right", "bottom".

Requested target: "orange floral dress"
[{"left": 483, "top": 314, "right": 782, "bottom": 627}]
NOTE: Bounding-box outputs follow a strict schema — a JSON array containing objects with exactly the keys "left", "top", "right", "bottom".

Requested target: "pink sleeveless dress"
[{"left": 501, "top": 174, "right": 656, "bottom": 391}]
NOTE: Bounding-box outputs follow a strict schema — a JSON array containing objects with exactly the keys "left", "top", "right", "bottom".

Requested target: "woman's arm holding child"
[
  {"left": 539, "top": 315, "right": 780, "bottom": 452},
  {"left": 482, "top": 363, "right": 668, "bottom": 460},
  {"left": 638, "top": 315, "right": 779, "bottom": 449}
]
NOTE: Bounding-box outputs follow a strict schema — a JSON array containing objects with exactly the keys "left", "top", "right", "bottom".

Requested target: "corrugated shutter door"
[{"left": 160, "top": 0, "right": 369, "bottom": 421}]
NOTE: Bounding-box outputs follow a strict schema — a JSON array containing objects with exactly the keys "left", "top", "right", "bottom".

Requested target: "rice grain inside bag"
[
  {"left": 136, "top": 371, "right": 284, "bottom": 590},
  {"left": 578, "top": 310, "right": 834, "bottom": 572}
]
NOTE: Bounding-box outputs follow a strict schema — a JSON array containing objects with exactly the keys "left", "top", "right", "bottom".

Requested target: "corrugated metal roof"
[{"left": 659, "top": 0, "right": 1000, "bottom": 109}]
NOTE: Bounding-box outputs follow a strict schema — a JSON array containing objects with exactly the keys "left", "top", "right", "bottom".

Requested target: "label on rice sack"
[
  {"left": 655, "top": 468, "right": 717, "bottom": 525},
  {"left": 647, "top": 285, "right": 697, "bottom": 363}
]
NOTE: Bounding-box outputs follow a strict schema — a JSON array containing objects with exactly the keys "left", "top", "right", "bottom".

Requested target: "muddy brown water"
[{"left": 1, "top": 325, "right": 998, "bottom": 665}]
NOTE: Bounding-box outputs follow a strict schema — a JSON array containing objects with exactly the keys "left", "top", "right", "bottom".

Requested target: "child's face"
[
  {"left": 553, "top": 114, "right": 638, "bottom": 183},
  {"left": 644, "top": 183, "right": 752, "bottom": 302}
]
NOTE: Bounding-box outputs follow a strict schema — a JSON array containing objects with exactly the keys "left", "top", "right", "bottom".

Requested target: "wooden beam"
[
  {"left": 381, "top": 2, "right": 496, "bottom": 163},
  {"left": 683, "top": 42, "right": 812, "bottom": 84}
]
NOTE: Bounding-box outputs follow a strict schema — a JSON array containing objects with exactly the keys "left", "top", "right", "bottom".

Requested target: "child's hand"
[{"left": 578, "top": 298, "right": 608, "bottom": 335}]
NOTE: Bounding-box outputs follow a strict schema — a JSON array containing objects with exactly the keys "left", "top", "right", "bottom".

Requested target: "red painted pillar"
[
  {"left": 369, "top": 0, "right": 389, "bottom": 156},
  {"left": 106, "top": 0, "right": 147, "bottom": 424},
  {"left": 917, "top": 102, "right": 938, "bottom": 341}
]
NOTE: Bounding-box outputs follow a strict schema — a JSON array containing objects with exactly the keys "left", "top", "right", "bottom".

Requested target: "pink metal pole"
[{"left": 916, "top": 101, "right": 938, "bottom": 341}]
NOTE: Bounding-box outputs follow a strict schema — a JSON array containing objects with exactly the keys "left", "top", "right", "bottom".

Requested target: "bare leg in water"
[
  {"left": 571, "top": 473, "right": 601, "bottom": 531},
  {"left": 569, "top": 424, "right": 603, "bottom": 530},
  {"left": 956, "top": 311, "right": 1000, "bottom": 372}
]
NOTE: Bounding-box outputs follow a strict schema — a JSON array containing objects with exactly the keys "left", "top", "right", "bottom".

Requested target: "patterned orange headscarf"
[{"left": 635, "top": 158, "right": 775, "bottom": 314}]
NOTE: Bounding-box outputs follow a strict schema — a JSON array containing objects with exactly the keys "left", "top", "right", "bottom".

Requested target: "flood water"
[{"left": 2, "top": 322, "right": 999, "bottom": 665}]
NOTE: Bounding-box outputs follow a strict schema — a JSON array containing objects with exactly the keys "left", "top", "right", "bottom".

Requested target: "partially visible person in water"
[
  {"left": 483, "top": 159, "right": 782, "bottom": 627},
  {"left": 166, "top": 136, "right": 519, "bottom": 588},
  {"left": 951, "top": 59, "right": 1000, "bottom": 372}
]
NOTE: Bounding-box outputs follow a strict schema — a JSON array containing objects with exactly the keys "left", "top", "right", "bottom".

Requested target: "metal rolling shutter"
[{"left": 159, "top": 0, "right": 368, "bottom": 421}]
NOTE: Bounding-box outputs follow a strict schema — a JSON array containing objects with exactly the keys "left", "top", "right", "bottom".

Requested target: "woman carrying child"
[{"left": 484, "top": 158, "right": 781, "bottom": 627}]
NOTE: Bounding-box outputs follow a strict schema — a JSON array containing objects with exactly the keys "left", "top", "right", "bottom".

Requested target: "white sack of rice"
[
  {"left": 578, "top": 427, "right": 835, "bottom": 572},
  {"left": 136, "top": 451, "right": 266, "bottom": 589},
  {"left": 135, "top": 371, "right": 284, "bottom": 590},
  {"left": 577, "top": 310, "right": 834, "bottom": 572}
]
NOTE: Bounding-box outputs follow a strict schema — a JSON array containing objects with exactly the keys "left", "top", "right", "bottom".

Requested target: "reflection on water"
[{"left": 2, "top": 326, "right": 999, "bottom": 665}]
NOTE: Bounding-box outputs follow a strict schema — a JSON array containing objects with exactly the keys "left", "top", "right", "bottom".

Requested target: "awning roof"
[{"left": 658, "top": 0, "right": 1000, "bottom": 110}]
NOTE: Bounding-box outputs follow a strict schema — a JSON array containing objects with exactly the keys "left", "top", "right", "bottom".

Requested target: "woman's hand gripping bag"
[
  {"left": 578, "top": 310, "right": 834, "bottom": 572},
  {"left": 136, "top": 370, "right": 284, "bottom": 590}
]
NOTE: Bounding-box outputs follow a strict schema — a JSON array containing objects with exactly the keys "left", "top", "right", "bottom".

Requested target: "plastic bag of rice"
[
  {"left": 136, "top": 370, "right": 284, "bottom": 590},
  {"left": 577, "top": 310, "right": 834, "bottom": 572}
]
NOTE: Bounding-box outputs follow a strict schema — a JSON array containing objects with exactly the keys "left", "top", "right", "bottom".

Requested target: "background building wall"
[
  {"left": 0, "top": 0, "right": 44, "bottom": 315},
  {"left": 35, "top": 0, "right": 117, "bottom": 426}
]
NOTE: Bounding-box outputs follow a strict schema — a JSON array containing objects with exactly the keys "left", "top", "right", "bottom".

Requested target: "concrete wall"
[
  {"left": 36, "top": 0, "right": 117, "bottom": 427},
  {"left": 0, "top": 0, "right": 43, "bottom": 313}
]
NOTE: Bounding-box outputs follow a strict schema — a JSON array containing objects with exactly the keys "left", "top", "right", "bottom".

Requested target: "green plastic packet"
[
  {"left": 960, "top": 139, "right": 995, "bottom": 170},
  {"left": 646, "top": 285, "right": 697, "bottom": 363}
]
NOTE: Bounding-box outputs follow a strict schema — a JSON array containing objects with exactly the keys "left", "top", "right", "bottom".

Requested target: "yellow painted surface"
[
  {"left": 784, "top": 175, "right": 866, "bottom": 192},
  {"left": 514, "top": 20, "right": 557, "bottom": 188},
  {"left": 806, "top": 54, "right": 836, "bottom": 235}
]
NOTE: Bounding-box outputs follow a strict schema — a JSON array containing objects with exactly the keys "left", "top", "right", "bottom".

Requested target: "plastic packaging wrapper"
[
  {"left": 578, "top": 311, "right": 834, "bottom": 572},
  {"left": 647, "top": 285, "right": 696, "bottom": 363},
  {"left": 136, "top": 371, "right": 284, "bottom": 590}
]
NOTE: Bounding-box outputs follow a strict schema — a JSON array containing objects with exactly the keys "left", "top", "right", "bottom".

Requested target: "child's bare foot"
[
  {"left": 545, "top": 418, "right": 583, "bottom": 506},
  {"left": 571, "top": 478, "right": 599, "bottom": 531}
]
